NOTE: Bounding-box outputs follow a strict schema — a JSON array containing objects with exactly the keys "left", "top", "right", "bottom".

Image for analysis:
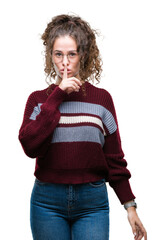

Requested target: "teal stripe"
[{"left": 51, "top": 126, "right": 105, "bottom": 147}]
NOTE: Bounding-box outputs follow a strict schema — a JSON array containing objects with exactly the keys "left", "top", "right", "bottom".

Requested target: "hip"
[{"left": 30, "top": 178, "right": 109, "bottom": 219}]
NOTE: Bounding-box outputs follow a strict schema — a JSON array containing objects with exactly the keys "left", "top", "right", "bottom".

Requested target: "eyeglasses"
[{"left": 52, "top": 50, "right": 79, "bottom": 63}]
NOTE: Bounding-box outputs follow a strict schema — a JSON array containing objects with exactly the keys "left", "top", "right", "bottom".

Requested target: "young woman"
[{"left": 19, "top": 14, "right": 147, "bottom": 240}]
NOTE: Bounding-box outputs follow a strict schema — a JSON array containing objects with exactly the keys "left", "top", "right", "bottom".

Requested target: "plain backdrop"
[{"left": 0, "top": 0, "right": 164, "bottom": 239}]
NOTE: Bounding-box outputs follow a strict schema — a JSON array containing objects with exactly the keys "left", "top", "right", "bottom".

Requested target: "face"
[{"left": 52, "top": 35, "right": 81, "bottom": 81}]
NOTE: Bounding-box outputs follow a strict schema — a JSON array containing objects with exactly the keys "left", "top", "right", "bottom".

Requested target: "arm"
[
  {"left": 103, "top": 93, "right": 147, "bottom": 239},
  {"left": 103, "top": 93, "right": 135, "bottom": 204},
  {"left": 103, "top": 131, "right": 135, "bottom": 204},
  {"left": 18, "top": 86, "right": 68, "bottom": 158}
]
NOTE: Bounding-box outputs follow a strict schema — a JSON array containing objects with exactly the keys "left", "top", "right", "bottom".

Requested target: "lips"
[
  {"left": 61, "top": 68, "right": 71, "bottom": 71},
  {"left": 60, "top": 70, "right": 72, "bottom": 75}
]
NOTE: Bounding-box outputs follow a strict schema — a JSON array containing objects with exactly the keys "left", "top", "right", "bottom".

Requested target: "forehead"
[{"left": 53, "top": 35, "right": 77, "bottom": 51}]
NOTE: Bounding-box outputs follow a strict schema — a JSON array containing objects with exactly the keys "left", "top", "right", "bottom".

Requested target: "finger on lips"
[
  {"left": 62, "top": 66, "right": 82, "bottom": 91},
  {"left": 63, "top": 65, "right": 67, "bottom": 80}
]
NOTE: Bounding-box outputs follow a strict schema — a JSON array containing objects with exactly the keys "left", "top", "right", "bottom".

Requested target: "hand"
[
  {"left": 127, "top": 207, "right": 147, "bottom": 240},
  {"left": 59, "top": 65, "right": 82, "bottom": 94}
]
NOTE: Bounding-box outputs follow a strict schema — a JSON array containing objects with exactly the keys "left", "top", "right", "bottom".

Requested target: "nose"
[{"left": 62, "top": 54, "right": 69, "bottom": 66}]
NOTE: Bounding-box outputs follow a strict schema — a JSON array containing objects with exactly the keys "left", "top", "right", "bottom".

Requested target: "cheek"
[
  {"left": 73, "top": 62, "right": 80, "bottom": 76},
  {"left": 53, "top": 63, "right": 62, "bottom": 78}
]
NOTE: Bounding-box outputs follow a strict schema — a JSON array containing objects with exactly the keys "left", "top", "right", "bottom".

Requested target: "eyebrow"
[{"left": 53, "top": 50, "right": 78, "bottom": 53}]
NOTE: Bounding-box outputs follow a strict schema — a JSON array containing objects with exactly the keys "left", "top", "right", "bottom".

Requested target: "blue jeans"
[{"left": 30, "top": 178, "right": 110, "bottom": 240}]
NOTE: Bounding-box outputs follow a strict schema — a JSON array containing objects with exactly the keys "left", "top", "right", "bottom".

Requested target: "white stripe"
[{"left": 59, "top": 115, "right": 106, "bottom": 136}]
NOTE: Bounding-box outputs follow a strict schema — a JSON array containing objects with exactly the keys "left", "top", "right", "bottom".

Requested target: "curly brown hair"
[{"left": 41, "top": 14, "right": 103, "bottom": 95}]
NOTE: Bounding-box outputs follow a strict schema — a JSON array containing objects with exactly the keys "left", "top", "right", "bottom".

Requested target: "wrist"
[
  {"left": 126, "top": 206, "right": 137, "bottom": 212},
  {"left": 123, "top": 199, "right": 137, "bottom": 210}
]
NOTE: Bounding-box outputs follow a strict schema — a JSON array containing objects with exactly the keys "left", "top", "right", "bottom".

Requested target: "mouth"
[
  {"left": 61, "top": 68, "right": 71, "bottom": 71},
  {"left": 60, "top": 69, "right": 72, "bottom": 74}
]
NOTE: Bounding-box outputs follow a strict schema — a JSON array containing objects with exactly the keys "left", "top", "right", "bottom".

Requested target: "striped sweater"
[{"left": 18, "top": 81, "right": 135, "bottom": 204}]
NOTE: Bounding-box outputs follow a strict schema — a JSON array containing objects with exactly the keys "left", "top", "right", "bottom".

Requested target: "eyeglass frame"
[{"left": 52, "top": 50, "right": 80, "bottom": 63}]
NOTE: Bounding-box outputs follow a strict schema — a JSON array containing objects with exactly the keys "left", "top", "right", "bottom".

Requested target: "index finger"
[{"left": 63, "top": 65, "right": 67, "bottom": 80}]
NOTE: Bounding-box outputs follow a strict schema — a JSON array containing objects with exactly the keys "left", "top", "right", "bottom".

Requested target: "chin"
[{"left": 68, "top": 71, "right": 74, "bottom": 76}]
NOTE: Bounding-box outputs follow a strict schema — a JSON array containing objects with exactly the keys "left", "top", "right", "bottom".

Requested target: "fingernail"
[{"left": 134, "top": 232, "right": 136, "bottom": 236}]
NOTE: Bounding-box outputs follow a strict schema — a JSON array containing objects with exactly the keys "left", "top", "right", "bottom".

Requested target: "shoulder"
[
  {"left": 25, "top": 85, "right": 51, "bottom": 107},
  {"left": 27, "top": 85, "right": 51, "bottom": 101},
  {"left": 88, "top": 81, "right": 112, "bottom": 96},
  {"left": 88, "top": 81, "right": 115, "bottom": 107}
]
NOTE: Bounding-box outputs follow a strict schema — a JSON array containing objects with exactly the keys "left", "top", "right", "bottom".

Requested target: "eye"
[
  {"left": 69, "top": 52, "right": 77, "bottom": 57},
  {"left": 55, "top": 53, "right": 62, "bottom": 57},
  {"left": 54, "top": 52, "right": 62, "bottom": 57}
]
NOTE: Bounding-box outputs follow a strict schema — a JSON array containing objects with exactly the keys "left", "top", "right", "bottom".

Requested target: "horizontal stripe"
[
  {"left": 51, "top": 126, "right": 105, "bottom": 147},
  {"left": 59, "top": 115, "right": 106, "bottom": 135},
  {"left": 59, "top": 101, "right": 117, "bottom": 134},
  {"left": 29, "top": 101, "right": 117, "bottom": 135}
]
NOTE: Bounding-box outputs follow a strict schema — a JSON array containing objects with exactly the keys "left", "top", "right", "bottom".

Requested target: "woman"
[{"left": 18, "top": 14, "right": 147, "bottom": 240}]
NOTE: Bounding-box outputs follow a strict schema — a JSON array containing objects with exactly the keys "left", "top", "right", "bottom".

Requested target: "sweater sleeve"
[
  {"left": 102, "top": 92, "right": 136, "bottom": 204},
  {"left": 18, "top": 86, "right": 68, "bottom": 158}
]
